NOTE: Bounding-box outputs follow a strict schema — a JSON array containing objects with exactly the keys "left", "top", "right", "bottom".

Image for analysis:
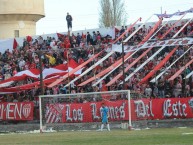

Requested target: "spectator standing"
[
  {"left": 158, "top": 81, "right": 165, "bottom": 98},
  {"left": 86, "top": 32, "right": 92, "bottom": 45},
  {"left": 92, "top": 31, "right": 97, "bottom": 45},
  {"left": 144, "top": 84, "right": 152, "bottom": 98},
  {"left": 66, "top": 12, "right": 73, "bottom": 30},
  {"left": 119, "top": 26, "right": 125, "bottom": 35},
  {"left": 76, "top": 33, "right": 82, "bottom": 46},
  {"left": 152, "top": 84, "right": 158, "bottom": 98},
  {"left": 96, "top": 31, "right": 101, "bottom": 44}
]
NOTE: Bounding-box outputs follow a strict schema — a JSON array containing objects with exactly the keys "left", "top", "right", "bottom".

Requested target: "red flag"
[
  {"left": 101, "top": 81, "right": 108, "bottom": 92},
  {"left": 114, "top": 26, "right": 120, "bottom": 33},
  {"left": 26, "top": 36, "right": 32, "bottom": 42},
  {"left": 57, "top": 33, "right": 65, "bottom": 39},
  {"left": 82, "top": 32, "right": 86, "bottom": 39},
  {"left": 13, "top": 39, "right": 18, "bottom": 49},
  {"left": 68, "top": 58, "right": 79, "bottom": 69},
  {"left": 78, "top": 58, "right": 84, "bottom": 65}
]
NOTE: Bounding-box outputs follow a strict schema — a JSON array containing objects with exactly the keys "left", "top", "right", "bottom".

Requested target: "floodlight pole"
[
  {"left": 122, "top": 42, "right": 126, "bottom": 89},
  {"left": 38, "top": 50, "right": 44, "bottom": 133},
  {"left": 38, "top": 50, "right": 44, "bottom": 95}
]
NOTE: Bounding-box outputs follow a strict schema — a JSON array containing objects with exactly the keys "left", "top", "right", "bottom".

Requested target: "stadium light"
[
  {"left": 122, "top": 41, "right": 126, "bottom": 89},
  {"left": 38, "top": 50, "right": 44, "bottom": 95}
]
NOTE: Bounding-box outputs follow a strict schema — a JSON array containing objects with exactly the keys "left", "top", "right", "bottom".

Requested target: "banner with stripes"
[{"left": 112, "top": 37, "right": 193, "bottom": 53}]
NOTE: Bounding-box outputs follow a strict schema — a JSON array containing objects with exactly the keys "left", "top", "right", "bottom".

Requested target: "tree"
[{"left": 99, "top": 0, "right": 127, "bottom": 28}]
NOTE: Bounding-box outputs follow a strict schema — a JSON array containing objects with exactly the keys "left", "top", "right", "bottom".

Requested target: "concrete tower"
[{"left": 0, "top": 0, "right": 45, "bottom": 39}]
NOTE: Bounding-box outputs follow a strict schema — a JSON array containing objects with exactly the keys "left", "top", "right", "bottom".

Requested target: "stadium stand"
[{"left": 0, "top": 16, "right": 192, "bottom": 108}]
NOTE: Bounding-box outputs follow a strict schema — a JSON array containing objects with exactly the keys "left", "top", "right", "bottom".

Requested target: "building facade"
[{"left": 0, "top": 0, "right": 45, "bottom": 39}]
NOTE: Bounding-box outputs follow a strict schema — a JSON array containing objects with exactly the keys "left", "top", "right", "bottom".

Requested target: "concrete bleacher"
[{"left": 0, "top": 17, "right": 192, "bottom": 100}]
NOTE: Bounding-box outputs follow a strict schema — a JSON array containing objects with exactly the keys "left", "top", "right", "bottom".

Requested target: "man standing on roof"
[{"left": 66, "top": 12, "right": 73, "bottom": 30}]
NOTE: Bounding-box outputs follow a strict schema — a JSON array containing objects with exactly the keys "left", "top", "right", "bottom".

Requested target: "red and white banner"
[
  {"left": 78, "top": 52, "right": 132, "bottom": 87},
  {"left": 45, "top": 97, "right": 193, "bottom": 123},
  {"left": 139, "top": 46, "right": 178, "bottom": 84},
  {"left": 0, "top": 102, "right": 34, "bottom": 121},
  {"left": 155, "top": 8, "right": 193, "bottom": 18},
  {"left": 112, "top": 37, "right": 193, "bottom": 53},
  {"left": 0, "top": 58, "right": 82, "bottom": 89},
  {"left": 168, "top": 58, "right": 193, "bottom": 81},
  {"left": 92, "top": 19, "right": 162, "bottom": 87},
  {"left": 48, "top": 51, "right": 104, "bottom": 88}
]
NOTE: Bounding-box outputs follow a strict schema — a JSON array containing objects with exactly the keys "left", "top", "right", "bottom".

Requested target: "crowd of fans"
[{"left": 0, "top": 19, "right": 193, "bottom": 105}]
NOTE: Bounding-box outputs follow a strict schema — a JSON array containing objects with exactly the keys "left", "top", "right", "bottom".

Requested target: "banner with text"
[
  {"left": 0, "top": 102, "right": 34, "bottom": 121},
  {"left": 46, "top": 97, "right": 193, "bottom": 123},
  {"left": 112, "top": 37, "right": 193, "bottom": 53}
]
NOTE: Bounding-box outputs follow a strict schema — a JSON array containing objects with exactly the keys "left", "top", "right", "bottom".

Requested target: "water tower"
[{"left": 0, "top": 0, "right": 45, "bottom": 39}]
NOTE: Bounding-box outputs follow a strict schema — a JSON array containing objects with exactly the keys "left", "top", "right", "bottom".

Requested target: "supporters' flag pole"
[
  {"left": 47, "top": 51, "right": 104, "bottom": 88},
  {"left": 78, "top": 16, "right": 152, "bottom": 87},
  {"left": 92, "top": 18, "right": 163, "bottom": 87},
  {"left": 139, "top": 46, "right": 178, "bottom": 84},
  {"left": 168, "top": 58, "right": 193, "bottom": 81},
  {"left": 150, "top": 17, "right": 193, "bottom": 83},
  {"left": 121, "top": 13, "right": 188, "bottom": 84}
]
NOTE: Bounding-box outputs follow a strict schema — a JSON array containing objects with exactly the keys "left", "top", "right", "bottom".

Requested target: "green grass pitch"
[{"left": 0, "top": 128, "right": 193, "bottom": 145}]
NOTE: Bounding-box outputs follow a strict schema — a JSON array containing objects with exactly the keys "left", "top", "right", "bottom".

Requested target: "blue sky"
[{"left": 36, "top": 0, "right": 193, "bottom": 35}]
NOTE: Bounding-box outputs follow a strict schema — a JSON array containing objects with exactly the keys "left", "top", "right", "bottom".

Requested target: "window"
[{"left": 14, "top": 30, "right": 19, "bottom": 38}]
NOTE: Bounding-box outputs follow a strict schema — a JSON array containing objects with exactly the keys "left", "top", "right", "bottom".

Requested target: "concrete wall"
[
  {"left": 0, "top": 21, "right": 36, "bottom": 39},
  {"left": 0, "top": 119, "right": 193, "bottom": 132},
  {"left": 0, "top": 0, "right": 45, "bottom": 39}
]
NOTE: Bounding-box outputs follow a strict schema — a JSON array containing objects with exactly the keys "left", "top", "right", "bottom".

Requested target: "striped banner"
[
  {"left": 92, "top": 18, "right": 163, "bottom": 87},
  {"left": 65, "top": 51, "right": 115, "bottom": 87},
  {"left": 112, "top": 37, "right": 193, "bottom": 53},
  {"left": 121, "top": 14, "right": 189, "bottom": 84},
  {"left": 139, "top": 46, "right": 178, "bottom": 84},
  {"left": 168, "top": 58, "right": 193, "bottom": 81},
  {"left": 77, "top": 16, "right": 153, "bottom": 87},
  {"left": 150, "top": 45, "right": 193, "bottom": 83},
  {"left": 47, "top": 51, "right": 104, "bottom": 88},
  {"left": 150, "top": 17, "right": 193, "bottom": 82},
  {"left": 185, "top": 70, "right": 193, "bottom": 79}
]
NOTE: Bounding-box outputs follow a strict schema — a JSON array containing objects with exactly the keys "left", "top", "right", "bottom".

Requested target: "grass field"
[{"left": 0, "top": 128, "right": 193, "bottom": 145}]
